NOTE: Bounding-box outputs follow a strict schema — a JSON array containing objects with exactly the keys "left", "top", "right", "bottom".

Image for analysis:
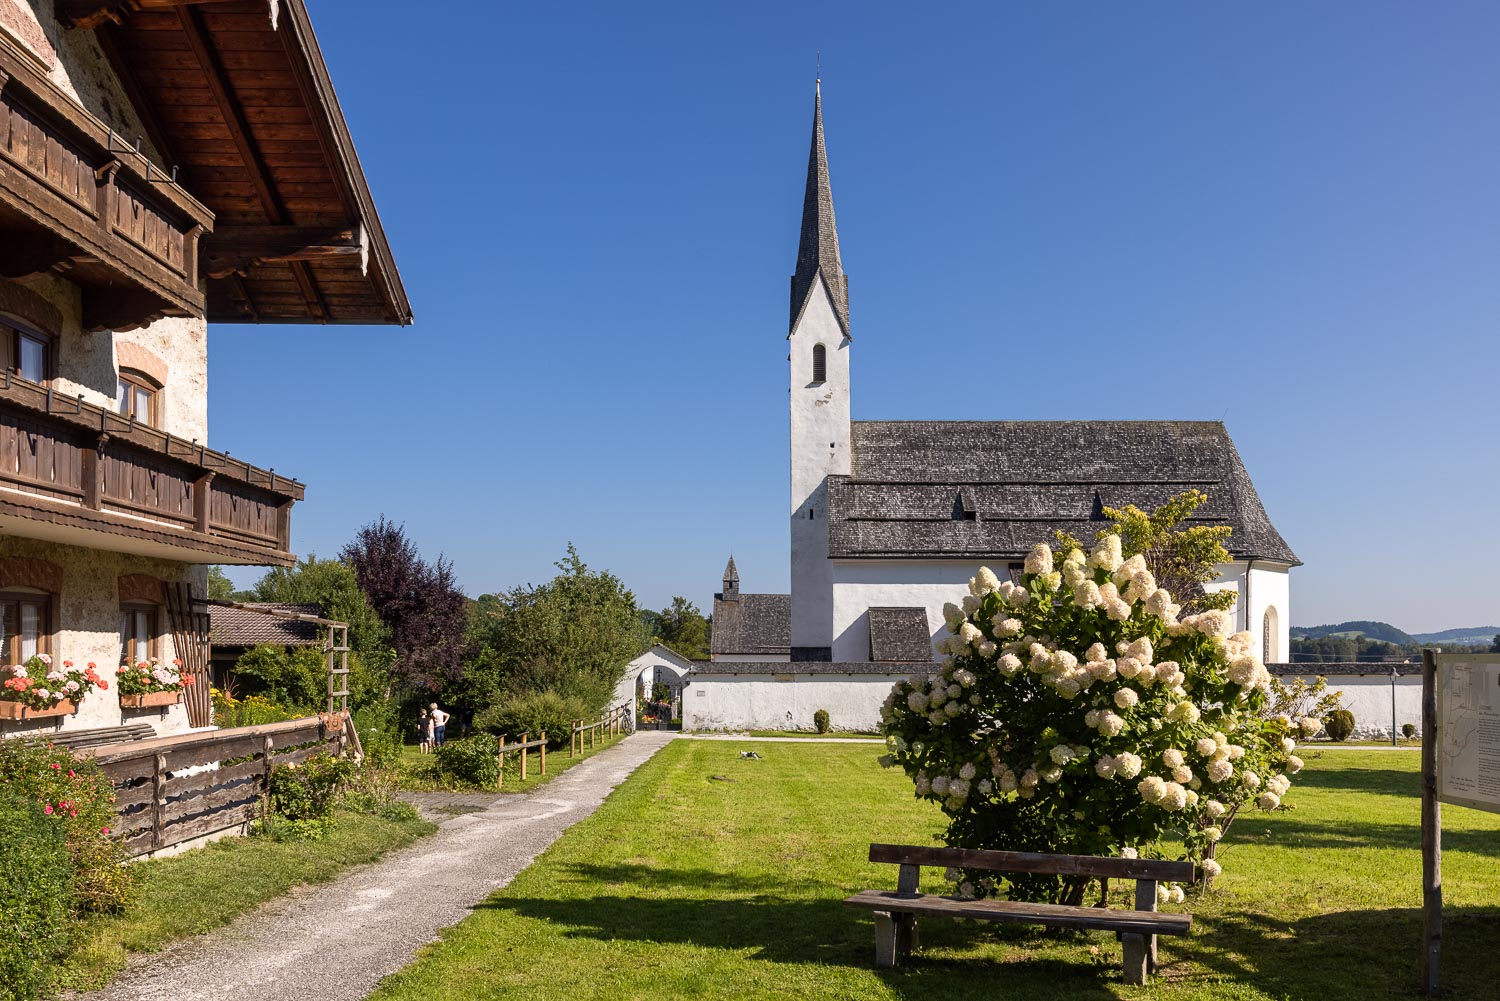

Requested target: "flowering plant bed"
[
  {"left": 120, "top": 689, "right": 182, "bottom": 709},
  {"left": 116, "top": 657, "right": 194, "bottom": 699},
  {"left": 1, "top": 654, "right": 106, "bottom": 716}
]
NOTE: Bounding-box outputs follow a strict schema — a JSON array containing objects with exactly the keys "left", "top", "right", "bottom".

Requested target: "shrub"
[
  {"left": 1403, "top": 723, "right": 1417, "bottom": 740},
  {"left": 435, "top": 735, "right": 499, "bottom": 788},
  {"left": 813, "top": 708, "right": 831, "bottom": 734},
  {"left": 0, "top": 792, "right": 72, "bottom": 1001},
  {"left": 211, "top": 688, "right": 303, "bottom": 728},
  {"left": 1324, "top": 709, "right": 1356, "bottom": 742},
  {"left": 474, "top": 690, "right": 591, "bottom": 750},
  {"left": 0, "top": 738, "right": 131, "bottom": 914},
  {"left": 268, "top": 753, "right": 353, "bottom": 836},
  {"left": 881, "top": 534, "right": 1302, "bottom": 903}
]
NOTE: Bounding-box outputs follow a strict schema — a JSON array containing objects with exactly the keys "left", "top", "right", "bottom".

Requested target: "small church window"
[{"left": 812, "top": 343, "right": 827, "bottom": 383}]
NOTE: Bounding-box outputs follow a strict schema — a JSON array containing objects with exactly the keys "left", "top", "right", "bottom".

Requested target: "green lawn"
[
  {"left": 58, "top": 810, "right": 434, "bottom": 992},
  {"left": 370, "top": 742, "right": 1500, "bottom": 1001},
  {"left": 395, "top": 732, "right": 629, "bottom": 795}
]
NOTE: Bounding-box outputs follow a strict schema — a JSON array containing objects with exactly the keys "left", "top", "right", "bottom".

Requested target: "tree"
[
  {"left": 1491, "top": 634, "right": 1500, "bottom": 654},
  {"left": 649, "top": 597, "right": 711, "bottom": 661},
  {"left": 1061, "top": 489, "right": 1235, "bottom": 614},
  {"left": 466, "top": 544, "right": 648, "bottom": 712},
  {"left": 251, "top": 555, "right": 389, "bottom": 665},
  {"left": 207, "top": 566, "right": 255, "bottom": 602},
  {"left": 340, "top": 518, "right": 469, "bottom": 693}
]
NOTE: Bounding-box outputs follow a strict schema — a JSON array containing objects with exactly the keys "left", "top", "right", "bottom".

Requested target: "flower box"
[
  {"left": 0, "top": 698, "right": 78, "bottom": 721},
  {"left": 121, "top": 691, "right": 181, "bottom": 710}
]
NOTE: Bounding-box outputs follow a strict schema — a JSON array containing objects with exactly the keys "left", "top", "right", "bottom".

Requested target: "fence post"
[
  {"left": 151, "top": 752, "right": 167, "bottom": 851},
  {"left": 520, "top": 733, "right": 529, "bottom": 781},
  {"left": 540, "top": 731, "right": 546, "bottom": 775},
  {"left": 261, "top": 735, "right": 274, "bottom": 815},
  {"left": 571, "top": 720, "right": 578, "bottom": 757},
  {"left": 497, "top": 736, "right": 506, "bottom": 790}
]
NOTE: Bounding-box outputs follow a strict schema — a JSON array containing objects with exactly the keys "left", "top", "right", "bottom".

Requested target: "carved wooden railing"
[
  {"left": 0, "top": 371, "right": 301, "bottom": 563},
  {"left": 86, "top": 716, "right": 349, "bottom": 857},
  {"left": 0, "top": 38, "right": 212, "bottom": 329}
]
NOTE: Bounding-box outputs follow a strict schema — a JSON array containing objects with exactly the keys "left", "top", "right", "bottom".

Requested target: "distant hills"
[{"left": 1291, "top": 621, "right": 1499, "bottom": 648}]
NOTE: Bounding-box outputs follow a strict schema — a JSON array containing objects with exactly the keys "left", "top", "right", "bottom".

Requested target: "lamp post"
[{"left": 1391, "top": 663, "right": 1400, "bottom": 746}]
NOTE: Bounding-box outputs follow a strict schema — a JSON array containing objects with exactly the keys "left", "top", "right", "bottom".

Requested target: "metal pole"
[{"left": 1392, "top": 664, "right": 1399, "bottom": 746}]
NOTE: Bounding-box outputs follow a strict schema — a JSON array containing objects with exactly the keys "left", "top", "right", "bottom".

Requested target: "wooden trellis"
[{"left": 196, "top": 598, "right": 352, "bottom": 714}]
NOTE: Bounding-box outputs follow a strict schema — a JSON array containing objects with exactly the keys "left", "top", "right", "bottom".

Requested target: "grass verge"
[
  {"left": 370, "top": 743, "right": 1500, "bottom": 1001},
  {"left": 395, "top": 731, "right": 630, "bottom": 795},
  {"left": 57, "top": 809, "right": 434, "bottom": 992}
]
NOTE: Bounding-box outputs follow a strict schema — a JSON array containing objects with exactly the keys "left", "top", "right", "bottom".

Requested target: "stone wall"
[
  {"left": 683, "top": 672, "right": 911, "bottom": 732},
  {"left": 1, "top": 536, "right": 206, "bottom": 737}
]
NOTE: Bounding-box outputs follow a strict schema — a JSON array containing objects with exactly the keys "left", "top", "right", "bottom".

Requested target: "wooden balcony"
[
  {"left": 0, "top": 372, "right": 302, "bottom": 566},
  {"left": 0, "top": 38, "right": 212, "bottom": 331}
]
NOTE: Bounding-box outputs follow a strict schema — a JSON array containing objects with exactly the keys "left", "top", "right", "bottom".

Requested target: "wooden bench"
[
  {"left": 845, "top": 843, "right": 1196, "bottom": 985},
  {"left": 46, "top": 723, "right": 156, "bottom": 753}
]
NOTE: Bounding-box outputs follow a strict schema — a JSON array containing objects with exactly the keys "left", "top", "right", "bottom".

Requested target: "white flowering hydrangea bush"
[{"left": 878, "top": 535, "right": 1311, "bottom": 904}]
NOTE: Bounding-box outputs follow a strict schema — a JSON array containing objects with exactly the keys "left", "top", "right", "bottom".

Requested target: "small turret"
[{"left": 721, "top": 555, "right": 740, "bottom": 601}]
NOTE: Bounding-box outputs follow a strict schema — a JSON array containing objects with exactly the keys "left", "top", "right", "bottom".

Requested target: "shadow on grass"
[
  {"left": 1183, "top": 905, "right": 1500, "bottom": 1000},
  {"left": 477, "top": 864, "right": 1154, "bottom": 999},
  {"left": 1235, "top": 817, "right": 1500, "bottom": 857},
  {"left": 1293, "top": 764, "right": 1420, "bottom": 798}
]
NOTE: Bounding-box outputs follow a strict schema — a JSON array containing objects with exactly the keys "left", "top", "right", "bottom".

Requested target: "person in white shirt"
[{"left": 430, "top": 703, "right": 450, "bottom": 747}]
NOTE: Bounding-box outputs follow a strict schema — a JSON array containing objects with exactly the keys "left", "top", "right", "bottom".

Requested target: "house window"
[
  {"left": 116, "top": 370, "right": 160, "bottom": 427},
  {"left": 812, "top": 343, "right": 827, "bottom": 383},
  {"left": 120, "top": 603, "right": 159, "bottom": 665},
  {"left": 1262, "top": 607, "right": 1280, "bottom": 662},
  {"left": 1, "top": 593, "right": 51, "bottom": 663},
  {"left": 1, "top": 319, "right": 52, "bottom": 383}
]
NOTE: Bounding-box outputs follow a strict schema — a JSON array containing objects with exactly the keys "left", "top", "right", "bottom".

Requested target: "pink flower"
[
  {"left": 102, "top": 826, "right": 110, "bottom": 835},
  {"left": 50, "top": 762, "right": 60, "bottom": 770},
  {"left": 44, "top": 804, "right": 53, "bottom": 815}
]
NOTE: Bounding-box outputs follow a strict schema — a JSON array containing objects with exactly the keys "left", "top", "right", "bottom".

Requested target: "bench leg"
[
  {"left": 894, "top": 913, "right": 918, "bottom": 959},
  {"left": 1122, "top": 933, "right": 1149, "bottom": 985},
  {"left": 1148, "top": 933, "right": 1158, "bottom": 973},
  {"left": 873, "top": 911, "right": 898, "bottom": 968}
]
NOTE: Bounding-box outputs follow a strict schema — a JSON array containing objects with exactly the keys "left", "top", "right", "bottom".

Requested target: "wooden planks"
[
  {"left": 843, "top": 890, "right": 1191, "bottom": 936},
  {"left": 868, "top": 843, "right": 1197, "bottom": 883}
]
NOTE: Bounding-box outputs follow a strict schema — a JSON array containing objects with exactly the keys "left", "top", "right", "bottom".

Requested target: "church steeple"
[
  {"left": 790, "top": 80, "right": 850, "bottom": 339},
  {"left": 721, "top": 555, "right": 740, "bottom": 601}
]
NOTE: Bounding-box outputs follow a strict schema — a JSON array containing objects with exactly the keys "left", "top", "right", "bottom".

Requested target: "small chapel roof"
[
  {"left": 828, "top": 420, "right": 1300, "bottom": 565},
  {"left": 710, "top": 593, "right": 791, "bottom": 657}
]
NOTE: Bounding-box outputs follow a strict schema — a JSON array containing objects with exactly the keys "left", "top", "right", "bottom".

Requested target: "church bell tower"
[{"left": 788, "top": 80, "right": 851, "bottom": 662}]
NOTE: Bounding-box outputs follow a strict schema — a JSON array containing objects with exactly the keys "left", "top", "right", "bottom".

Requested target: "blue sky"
[{"left": 212, "top": 1, "right": 1500, "bottom": 633}]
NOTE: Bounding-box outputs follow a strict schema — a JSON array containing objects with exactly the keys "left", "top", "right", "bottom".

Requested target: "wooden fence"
[
  {"left": 85, "top": 715, "right": 349, "bottom": 858},
  {"left": 496, "top": 732, "right": 545, "bottom": 789},
  {"left": 570, "top": 705, "right": 628, "bottom": 756}
]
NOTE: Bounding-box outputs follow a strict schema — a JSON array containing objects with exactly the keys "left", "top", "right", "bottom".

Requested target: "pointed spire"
[
  {"left": 790, "top": 79, "right": 850, "bottom": 338},
  {"left": 722, "top": 555, "right": 740, "bottom": 600}
]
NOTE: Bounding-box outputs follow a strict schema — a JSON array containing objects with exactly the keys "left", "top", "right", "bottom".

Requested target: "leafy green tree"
[
  {"left": 1059, "top": 489, "right": 1235, "bottom": 614},
  {"left": 251, "top": 555, "right": 389, "bottom": 665},
  {"left": 1491, "top": 634, "right": 1500, "bottom": 654},
  {"left": 649, "top": 596, "right": 711, "bottom": 661},
  {"left": 468, "top": 544, "right": 648, "bottom": 712},
  {"left": 230, "top": 644, "right": 328, "bottom": 712},
  {"left": 207, "top": 566, "right": 255, "bottom": 602}
]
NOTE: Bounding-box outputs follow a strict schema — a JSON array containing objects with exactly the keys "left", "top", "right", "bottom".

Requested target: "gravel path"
[{"left": 79, "top": 730, "right": 676, "bottom": 1001}]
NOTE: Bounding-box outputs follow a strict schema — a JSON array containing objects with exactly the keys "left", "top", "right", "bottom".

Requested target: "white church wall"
[
  {"left": 1278, "top": 671, "right": 1422, "bottom": 740},
  {"left": 683, "top": 672, "right": 916, "bottom": 732},
  {"left": 830, "top": 560, "right": 987, "bottom": 661},
  {"left": 1205, "top": 561, "right": 1292, "bottom": 662},
  {"left": 789, "top": 279, "right": 851, "bottom": 653}
]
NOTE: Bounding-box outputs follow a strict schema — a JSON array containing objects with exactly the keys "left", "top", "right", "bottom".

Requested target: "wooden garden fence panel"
[{"left": 84, "top": 714, "right": 351, "bottom": 858}]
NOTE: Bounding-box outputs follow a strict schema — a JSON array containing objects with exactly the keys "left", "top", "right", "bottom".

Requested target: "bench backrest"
[{"left": 870, "top": 843, "right": 1196, "bottom": 883}]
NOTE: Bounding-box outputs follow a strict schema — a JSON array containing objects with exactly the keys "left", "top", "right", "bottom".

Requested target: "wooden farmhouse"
[{"left": 0, "top": 0, "right": 407, "bottom": 739}]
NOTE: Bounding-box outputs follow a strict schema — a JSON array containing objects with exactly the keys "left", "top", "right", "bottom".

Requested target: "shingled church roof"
[
  {"left": 827, "top": 420, "right": 1299, "bottom": 565},
  {"left": 710, "top": 593, "right": 792, "bottom": 657}
]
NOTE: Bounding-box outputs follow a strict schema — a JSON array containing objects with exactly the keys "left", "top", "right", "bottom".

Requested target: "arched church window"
[
  {"left": 1263, "top": 607, "right": 1279, "bottom": 662},
  {"left": 812, "top": 343, "right": 826, "bottom": 383}
]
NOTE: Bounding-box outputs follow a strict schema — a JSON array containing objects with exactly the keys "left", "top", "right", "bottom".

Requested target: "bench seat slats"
[
  {"left": 869, "top": 843, "right": 1196, "bottom": 883},
  {"left": 843, "top": 889, "right": 1191, "bottom": 936}
]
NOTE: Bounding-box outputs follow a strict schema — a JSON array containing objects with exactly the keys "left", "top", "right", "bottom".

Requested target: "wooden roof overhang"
[
  {"left": 0, "top": 37, "right": 212, "bottom": 331},
  {"left": 60, "top": 0, "right": 411, "bottom": 325}
]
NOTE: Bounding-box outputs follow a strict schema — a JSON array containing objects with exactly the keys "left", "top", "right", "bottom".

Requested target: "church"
[{"left": 682, "top": 86, "right": 1299, "bottom": 732}]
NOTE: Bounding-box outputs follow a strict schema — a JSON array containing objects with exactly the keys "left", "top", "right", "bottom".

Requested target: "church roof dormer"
[{"left": 790, "top": 80, "right": 851, "bottom": 339}]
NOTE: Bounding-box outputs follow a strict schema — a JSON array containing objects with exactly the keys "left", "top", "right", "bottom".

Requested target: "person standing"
[
  {"left": 430, "top": 703, "right": 450, "bottom": 747},
  {"left": 417, "top": 708, "right": 431, "bottom": 754}
]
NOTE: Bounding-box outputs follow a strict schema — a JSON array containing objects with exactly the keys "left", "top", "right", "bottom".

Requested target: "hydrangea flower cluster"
[
  {"left": 115, "top": 657, "right": 194, "bottom": 696},
  {"left": 879, "top": 535, "right": 1303, "bottom": 888},
  {"left": 1, "top": 654, "right": 108, "bottom": 710}
]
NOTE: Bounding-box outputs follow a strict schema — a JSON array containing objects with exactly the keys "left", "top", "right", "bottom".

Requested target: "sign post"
[{"left": 1422, "top": 650, "right": 1500, "bottom": 995}]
